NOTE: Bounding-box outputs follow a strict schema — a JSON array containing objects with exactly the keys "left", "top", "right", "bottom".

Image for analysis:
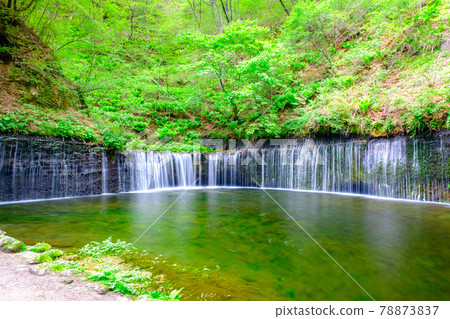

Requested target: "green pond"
[{"left": 0, "top": 188, "right": 449, "bottom": 301}]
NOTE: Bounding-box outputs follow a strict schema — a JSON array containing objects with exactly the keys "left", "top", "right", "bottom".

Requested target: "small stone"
[
  {"left": 29, "top": 267, "right": 47, "bottom": 276},
  {"left": 62, "top": 278, "right": 74, "bottom": 284},
  {"left": 18, "top": 251, "right": 41, "bottom": 264},
  {"left": 60, "top": 269, "right": 76, "bottom": 277},
  {"left": 0, "top": 230, "right": 6, "bottom": 237},
  {"left": 89, "top": 283, "right": 108, "bottom": 295}
]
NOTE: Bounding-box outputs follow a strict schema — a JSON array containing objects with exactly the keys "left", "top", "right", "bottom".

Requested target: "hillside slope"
[
  {"left": 0, "top": 3, "right": 96, "bottom": 142},
  {"left": 0, "top": 0, "right": 449, "bottom": 150}
]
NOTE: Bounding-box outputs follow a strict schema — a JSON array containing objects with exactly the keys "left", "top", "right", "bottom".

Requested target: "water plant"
[
  {"left": 87, "top": 262, "right": 153, "bottom": 296},
  {"left": 77, "top": 238, "right": 134, "bottom": 259}
]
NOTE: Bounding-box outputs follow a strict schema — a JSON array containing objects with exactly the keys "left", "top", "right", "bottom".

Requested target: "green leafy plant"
[
  {"left": 358, "top": 98, "right": 372, "bottom": 115},
  {"left": 77, "top": 238, "right": 134, "bottom": 259},
  {"left": 87, "top": 263, "right": 151, "bottom": 295}
]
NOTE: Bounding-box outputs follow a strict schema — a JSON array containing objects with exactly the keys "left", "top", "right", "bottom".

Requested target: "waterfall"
[
  {"left": 1, "top": 134, "right": 449, "bottom": 202},
  {"left": 0, "top": 136, "right": 104, "bottom": 201},
  {"left": 115, "top": 136, "right": 449, "bottom": 202},
  {"left": 102, "top": 152, "right": 109, "bottom": 194}
]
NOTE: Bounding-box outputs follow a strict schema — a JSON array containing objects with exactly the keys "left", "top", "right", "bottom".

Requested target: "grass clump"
[{"left": 46, "top": 259, "right": 80, "bottom": 273}]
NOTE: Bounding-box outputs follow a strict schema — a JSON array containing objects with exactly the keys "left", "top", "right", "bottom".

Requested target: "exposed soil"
[
  {"left": 0, "top": 61, "right": 19, "bottom": 113},
  {"left": 0, "top": 251, "right": 129, "bottom": 301}
]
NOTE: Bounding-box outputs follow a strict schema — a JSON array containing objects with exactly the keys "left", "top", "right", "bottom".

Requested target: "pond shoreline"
[
  {"left": 0, "top": 230, "right": 229, "bottom": 301},
  {"left": 0, "top": 237, "right": 129, "bottom": 301}
]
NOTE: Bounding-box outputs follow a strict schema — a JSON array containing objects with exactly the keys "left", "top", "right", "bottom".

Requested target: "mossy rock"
[
  {"left": 38, "top": 254, "right": 52, "bottom": 263},
  {"left": 19, "top": 251, "right": 41, "bottom": 264},
  {"left": 3, "top": 242, "right": 24, "bottom": 253},
  {"left": 0, "top": 236, "right": 26, "bottom": 253},
  {"left": 29, "top": 242, "right": 52, "bottom": 253},
  {"left": 45, "top": 249, "right": 63, "bottom": 260}
]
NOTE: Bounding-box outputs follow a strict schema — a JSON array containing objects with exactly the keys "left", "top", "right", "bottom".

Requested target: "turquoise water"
[{"left": 0, "top": 188, "right": 449, "bottom": 300}]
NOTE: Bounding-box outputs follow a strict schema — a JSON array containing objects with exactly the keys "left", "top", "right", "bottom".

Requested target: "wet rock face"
[{"left": 0, "top": 135, "right": 106, "bottom": 201}]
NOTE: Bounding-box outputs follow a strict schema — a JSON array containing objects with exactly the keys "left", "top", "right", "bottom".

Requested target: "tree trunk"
[
  {"left": 219, "top": 0, "right": 230, "bottom": 23},
  {"left": 278, "top": 0, "right": 289, "bottom": 15},
  {"left": 211, "top": 0, "right": 223, "bottom": 33},
  {"left": 188, "top": 0, "right": 200, "bottom": 30}
]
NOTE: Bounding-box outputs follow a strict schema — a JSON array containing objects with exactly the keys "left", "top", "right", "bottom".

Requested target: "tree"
[
  {"left": 5, "top": 0, "right": 35, "bottom": 11},
  {"left": 183, "top": 21, "right": 295, "bottom": 123},
  {"left": 283, "top": 0, "right": 358, "bottom": 72}
]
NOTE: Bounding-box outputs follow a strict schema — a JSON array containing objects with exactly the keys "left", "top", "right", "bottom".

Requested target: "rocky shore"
[{"left": 0, "top": 230, "right": 128, "bottom": 301}]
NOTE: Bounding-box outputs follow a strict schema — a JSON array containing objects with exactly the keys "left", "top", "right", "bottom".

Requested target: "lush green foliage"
[
  {"left": 1, "top": 0, "right": 448, "bottom": 148},
  {"left": 77, "top": 238, "right": 134, "bottom": 259},
  {"left": 87, "top": 262, "right": 153, "bottom": 295}
]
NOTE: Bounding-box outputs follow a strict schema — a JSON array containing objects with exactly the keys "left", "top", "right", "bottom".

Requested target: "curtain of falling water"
[
  {"left": 116, "top": 136, "right": 449, "bottom": 202},
  {"left": 1, "top": 135, "right": 449, "bottom": 202}
]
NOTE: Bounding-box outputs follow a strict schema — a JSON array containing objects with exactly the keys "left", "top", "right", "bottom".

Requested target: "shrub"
[
  {"left": 340, "top": 76, "right": 354, "bottom": 88},
  {"left": 103, "top": 130, "right": 128, "bottom": 150},
  {"left": 133, "top": 122, "right": 147, "bottom": 132}
]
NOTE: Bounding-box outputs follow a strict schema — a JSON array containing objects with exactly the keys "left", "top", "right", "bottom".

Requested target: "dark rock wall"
[{"left": 0, "top": 135, "right": 105, "bottom": 201}]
